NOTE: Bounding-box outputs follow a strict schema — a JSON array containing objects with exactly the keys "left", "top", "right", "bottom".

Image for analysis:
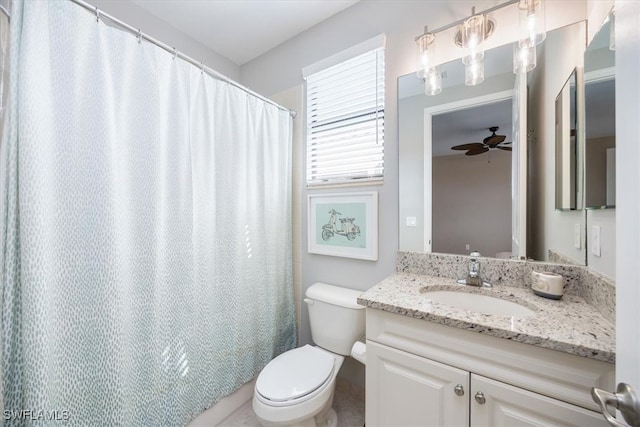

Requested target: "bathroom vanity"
[{"left": 358, "top": 273, "right": 615, "bottom": 426}]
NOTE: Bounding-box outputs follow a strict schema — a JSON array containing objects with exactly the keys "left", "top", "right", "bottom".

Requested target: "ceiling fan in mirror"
[{"left": 451, "top": 126, "right": 512, "bottom": 155}]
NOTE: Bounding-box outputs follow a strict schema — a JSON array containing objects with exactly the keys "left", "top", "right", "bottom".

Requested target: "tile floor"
[{"left": 218, "top": 378, "right": 365, "bottom": 427}]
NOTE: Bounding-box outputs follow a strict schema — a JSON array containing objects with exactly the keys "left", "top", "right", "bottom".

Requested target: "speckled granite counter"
[{"left": 357, "top": 273, "right": 615, "bottom": 364}]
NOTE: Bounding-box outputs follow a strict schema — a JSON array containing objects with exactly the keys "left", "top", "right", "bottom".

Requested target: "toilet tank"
[{"left": 305, "top": 282, "right": 365, "bottom": 356}]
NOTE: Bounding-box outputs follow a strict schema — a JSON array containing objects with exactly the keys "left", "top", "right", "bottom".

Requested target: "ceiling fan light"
[
  {"left": 518, "top": 0, "right": 546, "bottom": 47},
  {"left": 513, "top": 43, "right": 536, "bottom": 74},
  {"left": 465, "top": 59, "right": 484, "bottom": 86}
]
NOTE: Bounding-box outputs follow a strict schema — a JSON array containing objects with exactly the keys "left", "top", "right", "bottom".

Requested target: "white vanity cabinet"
[{"left": 365, "top": 309, "right": 614, "bottom": 427}]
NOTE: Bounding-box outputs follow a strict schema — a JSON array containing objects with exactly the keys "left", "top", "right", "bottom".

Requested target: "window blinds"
[{"left": 305, "top": 47, "right": 385, "bottom": 186}]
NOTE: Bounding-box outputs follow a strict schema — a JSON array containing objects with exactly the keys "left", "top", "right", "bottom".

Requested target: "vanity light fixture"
[
  {"left": 518, "top": 0, "right": 546, "bottom": 47},
  {"left": 416, "top": 27, "right": 442, "bottom": 95},
  {"left": 458, "top": 8, "right": 493, "bottom": 86},
  {"left": 415, "top": 0, "right": 544, "bottom": 93}
]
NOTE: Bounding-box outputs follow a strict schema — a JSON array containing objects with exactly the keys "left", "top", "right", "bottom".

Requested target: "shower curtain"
[{"left": 0, "top": 1, "right": 295, "bottom": 425}]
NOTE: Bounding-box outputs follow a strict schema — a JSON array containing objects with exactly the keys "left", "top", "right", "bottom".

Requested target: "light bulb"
[
  {"left": 519, "top": 0, "right": 546, "bottom": 47},
  {"left": 424, "top": 67, "right": 442, "bottom": 96},
  {"left": 461, "top": 14, "right": 485, "bottom": 65},
  {"left": 416, "top": 32, "right": 436, "bottom": 78},
  {"left": 513, "top": 43, "right": 536, "bottom": 74}
]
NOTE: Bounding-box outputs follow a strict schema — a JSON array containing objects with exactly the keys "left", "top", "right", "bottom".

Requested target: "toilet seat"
[{"left": 255, "top": 345, "right": 335, "bottom": 407}]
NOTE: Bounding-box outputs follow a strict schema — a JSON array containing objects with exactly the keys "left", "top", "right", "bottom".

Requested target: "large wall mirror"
[
  {"left": 398, "top": 43, "right": 516, "bottom": 258},
  {"left": 399, "top": 22, "right": 590, "bottom": 265}
]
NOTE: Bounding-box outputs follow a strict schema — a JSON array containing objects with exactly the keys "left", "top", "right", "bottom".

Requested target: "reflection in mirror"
[
  {"left": 398, "top": 43, "right": 519, "bottom": 259},
  {"left": 432, "top": 100, "right": 513, "bottom": 258},
  {"left": 585, "top": 16, "right": 615, "bottom": 209},
  {"left": 554, "top": 70, "right": 580, "bottom": 210}
]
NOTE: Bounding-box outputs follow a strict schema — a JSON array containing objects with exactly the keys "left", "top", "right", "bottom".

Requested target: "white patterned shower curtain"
[{"left": 0, "top": 1, "right": 295, "bottom": 425}]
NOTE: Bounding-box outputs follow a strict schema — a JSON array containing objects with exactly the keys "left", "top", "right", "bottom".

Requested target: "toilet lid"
[{"left": 256, "top": 345, "right": 334, "bottom": 402}]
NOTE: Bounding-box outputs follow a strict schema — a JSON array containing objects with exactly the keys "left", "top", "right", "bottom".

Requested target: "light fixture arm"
[{"left": 416, "top": 0, "right": 519, "bottom": 39}]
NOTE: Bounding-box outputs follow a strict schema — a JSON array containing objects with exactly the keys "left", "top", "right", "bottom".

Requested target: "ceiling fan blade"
[
  {"left": 465, "top": 147, "right": 490, "bottom": 156},
  {"left": 502, "top": 141, "right": 512, "bottom": 145},
  {"left": 484, "top": 134, "right": 506, "bottom": 146},
  {"left": 497, "top": 146, "right": 512, "bottom": 151},
  {"left": 452, "top": 143, "right": 484, "bottom": 151}
]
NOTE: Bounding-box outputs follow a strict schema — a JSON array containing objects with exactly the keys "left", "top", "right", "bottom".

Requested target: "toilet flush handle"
[{"left": 303, "top": 298, "right": 314, "bottom": 305}]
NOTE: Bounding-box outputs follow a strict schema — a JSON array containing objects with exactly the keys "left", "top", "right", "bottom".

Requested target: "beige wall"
[
  {"left": 432, "top": 152, "right": 512, "bottom": 257},
  {"left": 586, "top": 136, "right": 616, "bottom": 207}
]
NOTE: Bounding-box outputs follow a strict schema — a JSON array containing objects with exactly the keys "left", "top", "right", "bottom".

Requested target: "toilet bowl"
[
  {"left": 252, "top": 345, "right": 343, "bottom": 427},
  {"left": 252, "top": 283, "right": 365, "bottom": 427}
]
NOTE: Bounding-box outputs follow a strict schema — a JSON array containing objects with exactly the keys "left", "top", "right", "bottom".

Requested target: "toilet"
[{"left": 252, "top": 282, "right": 365, "bottom": 427}]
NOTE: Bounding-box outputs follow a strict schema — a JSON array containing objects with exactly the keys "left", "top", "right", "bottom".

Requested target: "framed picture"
[{"left": 307, "top": 191, "right": 378, "bottom": 261}]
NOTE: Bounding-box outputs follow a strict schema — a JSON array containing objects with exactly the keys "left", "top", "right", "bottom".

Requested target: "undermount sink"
[{"left": 423, "top": 290, "right": 537, "bottom": 318}]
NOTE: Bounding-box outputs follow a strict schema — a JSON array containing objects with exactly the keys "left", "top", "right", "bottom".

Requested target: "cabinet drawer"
[{"left": 366, "top": 309, "right": 614, "bottom": 412}]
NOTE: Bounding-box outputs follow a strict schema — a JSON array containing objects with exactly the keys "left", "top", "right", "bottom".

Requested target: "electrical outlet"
[
  {"left": 592, "top": 225, "right": 602, "bottom": 257},
  {"left": 574, "top": 224, "right": 581, "bottom": 249},
  {"left": 465, "top": 244, "right": 470, "bottom": 251}
]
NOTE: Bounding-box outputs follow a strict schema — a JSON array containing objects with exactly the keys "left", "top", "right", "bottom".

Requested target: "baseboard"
[{"left": 187, "top": 379, "right": 256, "bottom": 426}]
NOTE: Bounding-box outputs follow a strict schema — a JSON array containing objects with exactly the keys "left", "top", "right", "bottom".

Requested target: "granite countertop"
[{"left": 358, "top": 273, "right": 615, "bottom": 364}]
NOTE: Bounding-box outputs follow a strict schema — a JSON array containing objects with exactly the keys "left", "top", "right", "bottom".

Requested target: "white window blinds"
[{"left": 305, "top": 46, "right": 385, "bottom": 186}]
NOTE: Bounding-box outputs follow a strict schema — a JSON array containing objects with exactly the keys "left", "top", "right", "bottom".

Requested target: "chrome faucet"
[{"left": 457, "top": 251, "right": 492, "bottom": 287}]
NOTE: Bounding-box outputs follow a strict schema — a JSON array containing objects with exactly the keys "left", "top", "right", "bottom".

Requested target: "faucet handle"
[{"left": 470, "top": 251, "right": 481, "bottom": 258}]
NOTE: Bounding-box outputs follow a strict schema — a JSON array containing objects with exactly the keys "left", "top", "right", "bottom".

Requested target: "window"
[{"left": 304, "top": 38, "right": 385, "bottom": 187}]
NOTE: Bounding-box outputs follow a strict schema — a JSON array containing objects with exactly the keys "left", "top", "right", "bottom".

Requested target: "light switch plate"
[
  {"left": 592, "top": 225, "right": 602, "bottom": 257},
  {"left": 406, "top": 216, "right": 417, "bottom": 227},
  {"left": 574, "top": 223, "right": 581, "bottom": 249}
]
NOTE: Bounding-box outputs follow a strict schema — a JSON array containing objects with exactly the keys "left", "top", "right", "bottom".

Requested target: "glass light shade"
[
  {"left": 461, "top": 14, "right": 485, "bottom": 65},
  {"left": 416, "top": 33, "right": 436, "bottom": 78},
  {"left": 518, "top": 0, "right": 546, "bottom": 47},
  {"left": 513, "top": 43, "right": 536, "bottom": 74},
  {"left": 465, "top": 59, "right": 484, "bottom": 86},
  {"left": 609, "top": 11, "right": 615, "bottom": 50},
  {"left": 424, "top": 67, "right": 442, "bottom": 96}
]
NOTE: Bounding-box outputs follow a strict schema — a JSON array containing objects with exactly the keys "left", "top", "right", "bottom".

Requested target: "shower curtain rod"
[{"left": 70, "top": 0, "right": 297, "bottom": 119}]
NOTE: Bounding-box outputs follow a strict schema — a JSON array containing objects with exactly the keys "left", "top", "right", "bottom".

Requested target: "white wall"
[
  {"left": 84, "top": 0, "right": 239, "bottom": 80},
  {"left": 614, "top": 0, "right": 640, "bottom": 397}
]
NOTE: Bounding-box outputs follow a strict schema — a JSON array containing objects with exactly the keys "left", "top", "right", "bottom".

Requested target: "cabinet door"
[
  {"left": 471, "top": 375, "right": 609, "bottom": 427},
  {"left": 366, "top": 341, "right": 469, "bottom": 427}
]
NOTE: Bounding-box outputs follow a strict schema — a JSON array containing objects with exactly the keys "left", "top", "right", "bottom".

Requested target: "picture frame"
[{"left": 307, "top": 191, "right": 378, "bottom": 261}]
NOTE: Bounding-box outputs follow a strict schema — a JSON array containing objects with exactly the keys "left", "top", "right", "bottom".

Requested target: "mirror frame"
[{"left": 554, "top": 68, "right": 585, "bottom": 211}]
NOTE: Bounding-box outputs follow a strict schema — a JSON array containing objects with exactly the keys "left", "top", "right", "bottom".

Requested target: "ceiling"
[
  {"left": 131, "top": 0, "right": 359, "bottom": 65},
  {"left": 432, "top": 99, "right": 513, "bottom": 157}
]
